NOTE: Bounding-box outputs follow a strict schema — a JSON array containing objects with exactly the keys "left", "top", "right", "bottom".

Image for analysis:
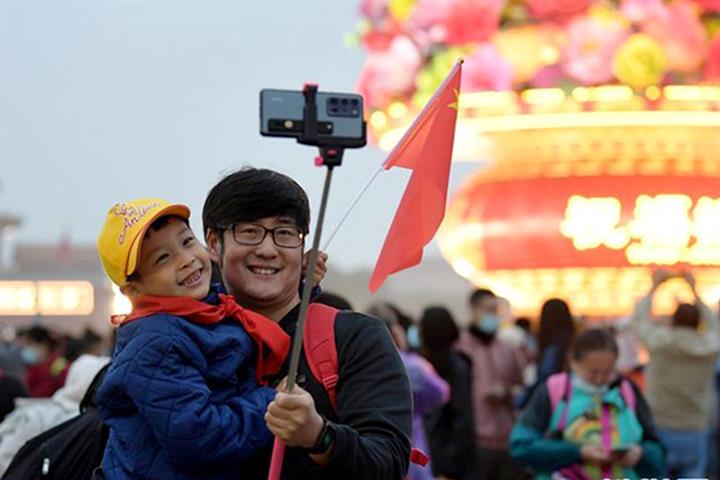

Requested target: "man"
[
  {"left": 203, "top": 167, "right": 412, "bottom": 479},
  {"left": 456, "top": 288, "right": 525, "bottom": 480},
  {"left": 628, "top": 270, "right": 720, "bottom": 478}
]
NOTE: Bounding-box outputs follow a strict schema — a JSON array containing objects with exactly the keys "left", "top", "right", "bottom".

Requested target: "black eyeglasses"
[{"left": 219, "top": 223, "right": 304, "bottom": 248}]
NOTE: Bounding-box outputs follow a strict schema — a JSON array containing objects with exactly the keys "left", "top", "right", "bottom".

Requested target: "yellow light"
[
  {"left": 460, "top": 91, "right": 517, "bottom": 109},
  {"left": 0, "top": 282, "right": 37, "bottom": 315},
  {"left": 388, "top": 102, "right": 408, "bottom": 119},
  {"left": 645, "top": 85, "right": 661, "bottom": 101},
  {"left": 461, "top": 110, "right": 720, "bottom": 133},
  {"left": 590, "top": 86, "right": 634, "bottom": 102},
  {"left": 540, "top": 46, "right": 559, "bottom": 65},
  {"left": 572, "top": 87, "right": 591, "bottom": 103},
  {"left": 0, "top": 281, "right": 94, "bottom": 316},
  {"left": 664, "top": 85, "right": 720, "bottom": 102},
  {"left": 37, "top": 281, "right": 94, "bottom": 315},
  {"left": 369, "top": 111, "right": 387, "bottom": 129},
  {"left": 521, "top": 88, "right": 565, "bottom": 105},
  {"left": 111, "top": 284, "right": 132, "bottom": 316}
]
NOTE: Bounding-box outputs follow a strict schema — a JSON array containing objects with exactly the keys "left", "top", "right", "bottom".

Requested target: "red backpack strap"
[{"left": 304, "top": 303, "right": 339, "bottom": 412}]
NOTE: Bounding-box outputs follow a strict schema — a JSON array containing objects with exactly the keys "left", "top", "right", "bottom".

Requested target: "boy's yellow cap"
[{"left": 97, "top": 198, "right": 190, "bottom": 286}]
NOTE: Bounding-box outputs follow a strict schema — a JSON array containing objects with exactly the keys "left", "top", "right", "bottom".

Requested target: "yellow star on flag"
[{"left": 448, "top": 89, "right": 460, "bottom": 110}]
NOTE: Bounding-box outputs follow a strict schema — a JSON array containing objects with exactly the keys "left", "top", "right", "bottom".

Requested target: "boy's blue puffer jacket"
[{"left": 97, "top": 299, "right": 276, "bottom": 480}]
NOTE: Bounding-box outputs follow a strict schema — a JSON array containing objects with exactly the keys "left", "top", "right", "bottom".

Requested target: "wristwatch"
[{"left": 305, "top": 417, "right": 337, "bottom": 455}]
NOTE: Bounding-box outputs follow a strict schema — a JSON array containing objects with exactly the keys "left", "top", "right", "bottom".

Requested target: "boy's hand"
[
  {"left": 302, "top": 250, "right": 329, "bottom": 287},
  {"left": 265, "top": 378, "right": 324, "bottom": 449}
]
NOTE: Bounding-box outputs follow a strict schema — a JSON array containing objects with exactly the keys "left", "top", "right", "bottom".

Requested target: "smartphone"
[
  {"left": 610, "top": 446, "right": 631, "bottom": 456},
  {"left": 260, "top": 89, "right": 366, "bottom": 147}
]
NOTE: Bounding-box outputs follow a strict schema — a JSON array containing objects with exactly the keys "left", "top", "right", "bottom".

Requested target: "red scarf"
[{"left": 113, "top": 294, "right": 290, "bottom": 385}]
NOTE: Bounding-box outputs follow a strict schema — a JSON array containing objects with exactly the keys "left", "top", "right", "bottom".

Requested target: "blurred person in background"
[
  {"left": 368, "top": 302, "right": 449, "bottom": 480},
  {"left": 0, "top": 326, "right": 25, "bottom": 386},
  {"left": 457, "top": 288, "right": 525, "bottom": 480},
  {"left": 17, "top": 326, "right": 69, "bottom": 397},
  {"left": 536, "top": 299, "right": 576, "bottom": 384},
  {"left": 0, "top": 354, "right": 110, "bottom": 475},
  {"left": 510, "top": 328, "right": 664, "bottom": 480},
  {"left": 629, "top": 270, "right": 719, "bottom": 478},
  {"left": 419, "top": 305, "right": 476, "bottom": 480}
]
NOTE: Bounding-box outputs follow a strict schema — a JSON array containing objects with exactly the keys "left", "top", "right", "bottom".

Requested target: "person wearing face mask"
[
  {"left": 456, "top": 289, "right": 525, "bottom": 480},
  {"left": 18, "top": 327, "right": 69, "bottom": 398},
  {"left": 510, "top": 328, "right": 665, "bottom": 480}
]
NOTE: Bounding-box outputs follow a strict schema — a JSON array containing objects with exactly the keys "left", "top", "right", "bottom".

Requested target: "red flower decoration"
[
  {"left": 527, "top": 0, "right": 592, "bottom": 24},
  {"left": 442, "top": 0, "right": 503, "bottom": 45},
  {"left": 705, "top": 35, "right": 720, "bottom": 82}
]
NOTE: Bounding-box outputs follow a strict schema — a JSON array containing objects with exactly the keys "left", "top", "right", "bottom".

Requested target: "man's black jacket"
[{"left": 242, "top": 304, "right": 413, "bottom": 479}]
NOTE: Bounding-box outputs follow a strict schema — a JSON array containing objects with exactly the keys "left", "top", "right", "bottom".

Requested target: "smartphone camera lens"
[
  {"left": 351, "top": 99, "right": 359, "bottom": 106},
  {"left": 330, "top": 98, "right": 338, "bottom": 105}
]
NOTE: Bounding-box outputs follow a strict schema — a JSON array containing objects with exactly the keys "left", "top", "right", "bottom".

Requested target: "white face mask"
[{"left": 571, "top": 372, "right": 608, "bottom": 397}]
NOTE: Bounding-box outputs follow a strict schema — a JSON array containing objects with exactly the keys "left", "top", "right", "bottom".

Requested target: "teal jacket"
[{"left": 510, "top": 375, "right": 665, "bottom": 480}]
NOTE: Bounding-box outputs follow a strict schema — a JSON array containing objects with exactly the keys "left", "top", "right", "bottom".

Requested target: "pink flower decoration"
[
  {"left": 705, "top": 35, "right": 720, "bottom": 81},
  {"left": 356, "top": 35, "right": 422, "bottom": 109},
  {"left": 631, "top": 0, "right": 707, "bottom": 72},
  {"left": 531, "top": 65, "right": 564, "bottom": 88},
  {"left": 462, "top": 43, "right": 515, "bottom": 91},
  {"left": 562, "top": 16, "right": 629, "bottom": 85},
  {"left": 443, "top": 0, "right": 503, "bottom": 45},
  {"left": 410, "top": 0, "right": 502, "bottom": 45},
  {"left": 527, "top": 0, "right": 592, "bottom": 24},
  {"left": 693, "top": 0, "right": 720, "bottom": 11},
  {"left": 359, "top": 0, "right": 388, "bottom": 23}
]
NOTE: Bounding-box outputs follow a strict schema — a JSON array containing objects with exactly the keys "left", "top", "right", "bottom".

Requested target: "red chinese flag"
[{"left": 369, "top": 61, "right": 462, "bottom": 293}]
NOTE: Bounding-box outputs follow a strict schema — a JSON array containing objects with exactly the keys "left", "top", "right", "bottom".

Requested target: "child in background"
[{"left": 95, "top": 198, "right": 295, "bottom": 480}]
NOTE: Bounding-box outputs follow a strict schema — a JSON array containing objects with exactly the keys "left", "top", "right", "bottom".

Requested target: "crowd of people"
[{"left": 0, "top": 166, "right": 718, "bottom": 480}]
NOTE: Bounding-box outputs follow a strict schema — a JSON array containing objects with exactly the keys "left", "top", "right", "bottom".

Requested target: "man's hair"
[
  {"left": 469, "top": 288, "right": 495, "bottom": 307},
  {"left": 202, "top": 168, "right": 311, "bottom": 241},
  {"left": 673, "top": 303, "right": 700, "bottom": 329},
  {"left": 570, "top": 328, "right": 618, "bottom": 361}
]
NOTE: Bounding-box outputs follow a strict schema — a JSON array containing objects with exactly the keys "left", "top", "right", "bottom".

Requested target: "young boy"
[{"left": 95, "top": 198, "right": 293, "bottom": 480}]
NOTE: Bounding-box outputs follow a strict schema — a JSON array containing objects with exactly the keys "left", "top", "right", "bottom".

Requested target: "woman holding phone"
[{"left": 509, "top": 329, "right": 665, "bottom": 480}]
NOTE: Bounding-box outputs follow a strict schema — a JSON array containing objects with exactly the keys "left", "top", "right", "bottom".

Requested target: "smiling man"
[{"left": 202, "top": 167, "right": 412, "bottom": 480}]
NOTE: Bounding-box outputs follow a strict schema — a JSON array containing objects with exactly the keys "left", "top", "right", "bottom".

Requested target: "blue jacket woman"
[{"left": 510, "top": 328, "right": 664, "bottom": 480}]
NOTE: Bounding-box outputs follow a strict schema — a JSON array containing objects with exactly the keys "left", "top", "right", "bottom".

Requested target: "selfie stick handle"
[
  {"left": 268, "top": 162, "right": 335, "bottom": 480},
  {"left": 322, "top": 164, "right": 383, "bottom": 251}
]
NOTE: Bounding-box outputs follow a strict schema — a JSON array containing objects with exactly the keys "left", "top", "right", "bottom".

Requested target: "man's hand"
[
  {"left": 265, "top": 378, "right": 324, "bottom": 449},
  {"left": 580, "top": 444, "right": 612, "bottom": 467},
  {"left": 302, "top": 250, "right": 329, "bottom": 287}
]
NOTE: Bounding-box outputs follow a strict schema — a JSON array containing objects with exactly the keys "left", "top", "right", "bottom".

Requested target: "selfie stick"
[{"left": 268, "top": 84, "right": 350, "bottom": 480}]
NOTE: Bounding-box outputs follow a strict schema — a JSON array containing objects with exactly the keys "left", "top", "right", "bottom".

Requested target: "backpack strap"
[
  {"left": 619, "top": 379, "right": 636, "bottom": 412},
  {"left": 303, "top": 304, "right": 428, "bottom": 468},
  {"left": 547, "top": 372, "right": 572, "bottom": 430},
  {"left": 304, "top": 303, "right": 339, "bottom": 412}
]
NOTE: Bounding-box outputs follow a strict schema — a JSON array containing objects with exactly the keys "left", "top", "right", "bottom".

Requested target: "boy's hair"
[
  {"left": 202, "top": 168, "right": 311, "bottom": 246},
  {"left": 570, "top": 328, "right": 618, "bottom": 361},
  {"left": 125, "top": 215, "right": 189, "bottom": 283}
]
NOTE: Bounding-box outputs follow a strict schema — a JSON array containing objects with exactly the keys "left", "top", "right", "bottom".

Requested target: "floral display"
[{"left": 354, "top": 0, "right": 720, "bottom": 114}]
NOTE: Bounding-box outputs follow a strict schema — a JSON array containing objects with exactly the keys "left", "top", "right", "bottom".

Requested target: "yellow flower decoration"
[
  {"left": 389, "top": 0, "right": 416, "bottom": 22},
  {"left": 612, "top": 34, "right": 667, "bottom": 89}
]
